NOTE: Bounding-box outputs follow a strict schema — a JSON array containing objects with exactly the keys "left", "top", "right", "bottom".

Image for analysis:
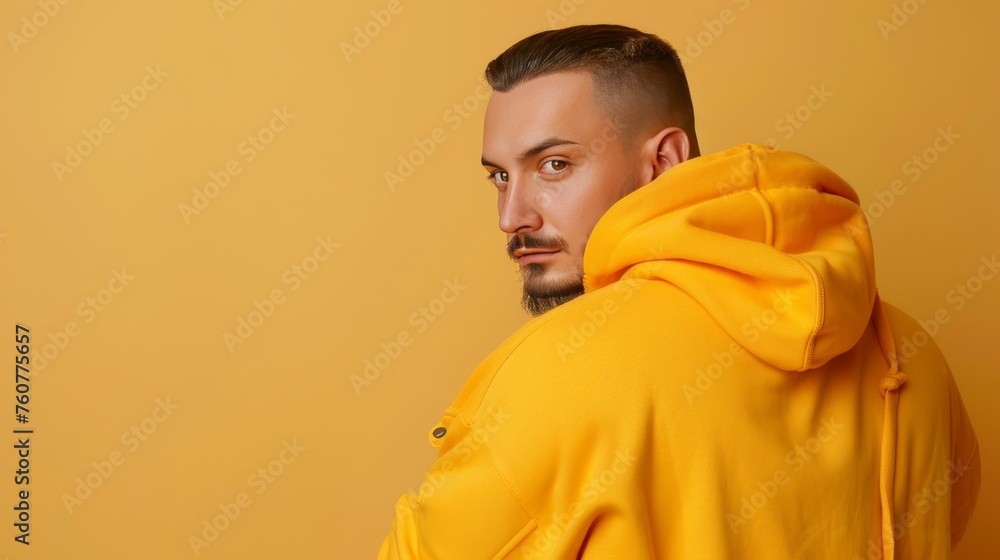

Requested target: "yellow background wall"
[{"left": 0, "top": 0, "right": 995, "bottom": 558}]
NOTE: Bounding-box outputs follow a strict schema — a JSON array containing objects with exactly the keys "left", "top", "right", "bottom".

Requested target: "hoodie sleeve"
[
  {"left": 376, "top": 426, "right": 537, "bottom": 559},
  {"left": 947, "top": 371, "right": 981, "bottom": 549}
]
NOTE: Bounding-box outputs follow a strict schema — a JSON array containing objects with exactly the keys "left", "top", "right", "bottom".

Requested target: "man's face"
[{"left": 482, "top": 71, "right": 642, "bottom": 316}]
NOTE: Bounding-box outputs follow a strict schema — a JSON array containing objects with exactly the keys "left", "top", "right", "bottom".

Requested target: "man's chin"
[{"left": 520, "top": 276, "right": 585, "bottom": 317}]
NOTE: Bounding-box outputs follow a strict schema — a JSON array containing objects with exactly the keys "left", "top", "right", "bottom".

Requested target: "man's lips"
[{"left": 513, "top": 249, "right": 561, "bottom": 265}]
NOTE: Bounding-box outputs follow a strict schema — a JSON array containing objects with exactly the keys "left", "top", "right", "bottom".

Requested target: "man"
[{"left": 378, "top": 24, "right": 980, "bottom": 559}]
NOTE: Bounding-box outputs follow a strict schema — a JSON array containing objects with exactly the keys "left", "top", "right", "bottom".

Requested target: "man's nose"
[{"left": 498, "top": 178, "right": 542, "bottom": 234}]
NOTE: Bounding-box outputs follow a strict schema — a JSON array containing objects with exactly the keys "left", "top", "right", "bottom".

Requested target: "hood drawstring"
[{"left": 871, "top": 293, "right": 908, "bottom": 560}]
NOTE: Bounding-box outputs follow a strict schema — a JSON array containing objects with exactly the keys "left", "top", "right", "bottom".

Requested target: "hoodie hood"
[
  {"left": 583, "top": 143, "right": 877, "bottom": 372},
  {"left": 583, "top": 142, "right": 909, "bottom": 559}
]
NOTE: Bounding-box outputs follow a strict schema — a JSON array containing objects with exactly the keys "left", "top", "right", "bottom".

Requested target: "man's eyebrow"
[{"left": 481, "top": 137, "right": 580, "bottom": 168}]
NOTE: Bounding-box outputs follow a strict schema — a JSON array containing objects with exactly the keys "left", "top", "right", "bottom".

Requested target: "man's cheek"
[{"left": 535, "top": 182, "right": 565, "bottom": 208}]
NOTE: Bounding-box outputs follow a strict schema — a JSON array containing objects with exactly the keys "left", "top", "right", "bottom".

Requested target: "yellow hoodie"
[{"left": 377, "top": 143, "right": 980, "bottom": 559}]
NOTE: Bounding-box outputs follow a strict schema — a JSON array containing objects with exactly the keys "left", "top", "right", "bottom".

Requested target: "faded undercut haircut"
[{"left": 484, "top": 24, "right": 699, "bottom": 156}]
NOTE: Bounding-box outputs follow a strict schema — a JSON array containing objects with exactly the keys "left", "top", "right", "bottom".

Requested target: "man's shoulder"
[
  {"left": 464, "top": 278, "right": 724, "bottom": 405},
  {"left": 879, "top": 299, "right": 950, "bottom": 369},
  {"left": 450, "top": 280, "right": 685, "bottom": 454},
  {"left": 503, "top": 277, "right": 713, "bottom": 357},
  {"left": 876, "top": 298, "right": 961, "bottom": 422}
]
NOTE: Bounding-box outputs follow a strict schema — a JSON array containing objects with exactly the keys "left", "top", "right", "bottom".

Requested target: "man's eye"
[
  {"left": 486, "top": 170, "right": 509, "bottom": 186},
  {"left": 542, "top": 160, "right": 568, "bottom": 173}
]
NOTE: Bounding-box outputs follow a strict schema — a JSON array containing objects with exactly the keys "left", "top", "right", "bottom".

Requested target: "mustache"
[{"left": 507, "top": 234, "right": 568, "bottom": 258}]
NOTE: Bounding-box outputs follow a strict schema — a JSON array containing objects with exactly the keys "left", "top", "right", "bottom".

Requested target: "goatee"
[
  {"left": 520, "top": 264, "right": 585, "bottom": 316},
  {"left": 508, "top": 233, "right": 585, "bottom": 316}
]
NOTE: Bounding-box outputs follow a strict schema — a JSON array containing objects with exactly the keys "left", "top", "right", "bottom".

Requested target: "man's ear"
[{"left": 640, "top": 127, "right": 691, "bottom": 183}]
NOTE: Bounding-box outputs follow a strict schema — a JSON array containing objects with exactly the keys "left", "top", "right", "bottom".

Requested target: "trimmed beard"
[{"left": 520, "top": 264, "right": 585, "bottom": 316}]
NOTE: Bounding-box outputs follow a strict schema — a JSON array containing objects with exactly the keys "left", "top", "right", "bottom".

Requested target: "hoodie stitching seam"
[
  {"left": 744, "top": 151, "right": 823, "bottom": 370},
  {"left": 445, "top": 410, "right": 541, "bottom": 557},
  {"left": 473, "top": 420, "right": 543, "bottom": 552},
  {"left": 745, "top": 146, "right": 775, "bottom": 246},
  {"left": 790, "top": 256, "right": 825, "bottom": 370},
  {"left": 493, "top": 519, "right": 538, "bottom": 559}
]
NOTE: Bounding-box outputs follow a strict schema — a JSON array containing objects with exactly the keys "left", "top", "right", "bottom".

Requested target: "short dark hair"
[{"left": 484, "top": 24, "right": 699, "bottom": 155}]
